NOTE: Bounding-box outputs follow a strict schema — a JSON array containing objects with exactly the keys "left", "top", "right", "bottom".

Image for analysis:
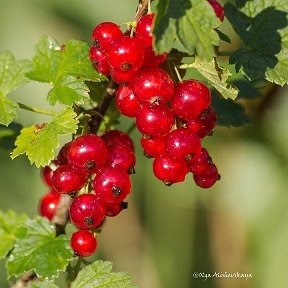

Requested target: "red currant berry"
[
  {"left": 186, "top": 147, "right": 212, "bottom": 174},
  {"left": 135, "top": 13, "right": 155, "bottom": 48},
  {"left": 141, "top": 135, "right": 166, "bottom": 158},
  {"left": 110, "top": 68, "right": 135, "bottom": 85},
  {"left": 193, "top": 163, "right": 220, "bottom": 188},
  {"left": 89, "top": 46, "right": 110, "bottom": 76},
  {"left": 39, "top": 191, "right": 60, "bottom": 220},
  {"left": 101, "top": 130, "right": 134, "bottom": 151},
  {"left": 92, "top": 22, "right": 122, "bottom": 50},
  {"left": 165, "top": 128, "right": 201, "bottom": 161},
  {"left": 70, "top": 194, "right": 106, "bottom": 229},
  {"left": 93, "top": 167, "right": 131, "bottom": 203},
  {"left": 41, "top": 160, "right": 58, "bottom": 187},
  {"left": 208, "top": 0, "right": 224, "bottom": 22},
  {"left": 105, "top": 201, "right": 128, "bottom": 217},
  {"left": 172, "top": 80, "right": 211, "bottom": 120},
  {"left": 51, "top": 165, "right": 87, "bottom": 194},
  {"left": 142, "top": 47, "right": 167, "bottom": 68},
  {"left": 153, "top": 154, "right": 188, "bottom": 185},
  {"left": 133, "top": 68, "right": 174, "bottom": 104},
  {"left": 187, "top": 106, "right": 217, "bottom": 138},
  {"left": 136, "top": 104, "right": 175, "bottom": 137},
  {"left": 108, "top": 144, "right": 136, "bottom": 174},
  {"left": 57, "top": 142, "right": 70, "bottom": 165},
  {"left": 107, "top": 36, "right": 144, "bottom": 72},
  {"left": 67, "top": 134, "right": 109, "bottom": 174},
  {"left": 70, "top": 230, "right": 97, "bottom": 257},
  {"left": 116, "top": 84, "right": 140, "bottom": 117}
]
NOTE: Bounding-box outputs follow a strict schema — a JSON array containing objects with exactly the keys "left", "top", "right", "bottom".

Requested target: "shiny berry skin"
[
  {"left": 108, "top": 144, "right": 136, "bottom": 174},
  {"left": 208, "top": 0, "right": 224, "bottom": 22},
  {"left": 92, "top": 22, "right": 122, "bottom": 50},
  {"left": 70, "top": 230, "right": 97, "bottom": 257},
  {"left": 186, "top": 147, "right": 212, "bottom": 174},
  {"left": 107, "top": 36, "right": 144, "bottom": 72},
  {"left": 67, "top": 134, "right": 109, "bottom": 174},
  {"left": 105, "top": 201, "right": 128, "bottom": 217},
  {"left": 136, "top": 104, "right": 175, "bottom": 137},
  {"left": 93, "top": 167, "right": 131, "bottom": 204},
  {"left": 193, "top": 163, "right": 220, "bottom": 188},
  {"left": 135, "top": 13, "right": 155, "bottom": 48},
  {"left": 141, "top": 135, "right": 166, "bottom": 158},
  {"left": 187, "top": 106, "right": 217, "bottom": 138},
  {"left": 89, "top": 46, "right": 110, "bottom": 76},
  {"left": 70, "top": 194, "right": 106, "bottom": 230},
  {"left": 101, "top": 130, "right": 134, "bottom": 151},
  {"left": 39, "top": 191, "right": 60, "bottom": 220},
  {"left": 110, "top": 68, "right": 135, "bottom": 85},
  {"left": 116, "top": 85, "right": 140, "bottom": 117},
  {"left": 172, "top": 80, "right": 211, "bottom": 120},
  {"left": 153, "top": 154, "right": 188, "bottom": 185},
  {"left": 165, "top": 128, "right": 201, "bottom": 161},
  {"left": 51, "top": 164, "right": 87, "bottom": 194},
  {"left": 41, "top": 160, "right": 58, "bottom": 187},
  {"left": 133, "top": 68, "right": 174, "bottom": 104},
  {"left": 143, "top": 47, "right": 167, "bottom": 68},
  {"left": 57, "top": 143, "right": 70, "bottom": 165}
]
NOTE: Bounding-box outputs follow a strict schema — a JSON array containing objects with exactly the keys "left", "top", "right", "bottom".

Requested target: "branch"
[{"left": 135, "top": 0, "right": 150, "bottom": 22}]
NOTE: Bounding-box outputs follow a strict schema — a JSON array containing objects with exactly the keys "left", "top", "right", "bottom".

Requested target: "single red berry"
[
  {"left": 107, "top": 144, "right": 136, "bottom": 174},
  {"left": 105, "top": 201, "right": 128, "bottom": 217},
  {"left": 116, "top": 84, "right": 140, "bottom": 117},
  {"left": 136, "top": 104, "right": 175, "bottom": 137},
  {"left": 101, "top": 130, "right": 134, "bottom": 151},
  {"left": 172, "top": 80, "right": 211, "bottom": 120},
  {"left": 51, "top": 164, "right": 87, "bottom": 194},
  {"left": 110, "top": 68, "right": 135, "bottom": 85},
  {"left": 140, "top": 135, "right": 166, "bottom": 158},
  {"left": 207, "top": 0, "right": 224, "bottom": 22},
  {"left": 135, "top": 13, "right": 155, "bottom": 48},
  {"left": 71, "top": 230, "right": 97, "bottom": 257},
  {"left": 67, "top": 134, "right": 109, "bottom": 174},
  {"left": 93, "top": 167, "right": 131, "bottom": 204},
  {"left": 107, "top": 36, "right": 144, "bottom": 72},
  {"left": 70, "top": 193, "right": 106, "bottom": 230},
  {"left": 57, "top": 142, "right": 70, "bottom": 165},
  {"left": 165, "top": 128, "right": 201, "bottom": 161},
  {"left": 92, "top": 22, "right": 122, "bottom": 50},
  {"left": 39, "top": 191, "right": 60, "bottom": 220},
  {"left": 153, "top": 154, "right": 188, "bottom": 185},
  {"left": 186, "top": 147, "right": 212, "bottom": 174},
  {"left": 142, "top": 47, "right": 167, "bottom": 68},
  {"left": 89, "top": 46, "right": 110, "bottom": 76},
  {"left": 41, "top": 160, "right": 58, "bottom": 187},
  {"left": 193, "top": 163, "right": 220, "bottom": 188},
  {"left": 133, "top": 68, "right": 174, "bottom": 104}
]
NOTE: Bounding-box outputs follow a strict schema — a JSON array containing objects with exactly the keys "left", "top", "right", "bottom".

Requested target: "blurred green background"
[{"left": 1, "top": 0, "right": 288, "bottom": 287}]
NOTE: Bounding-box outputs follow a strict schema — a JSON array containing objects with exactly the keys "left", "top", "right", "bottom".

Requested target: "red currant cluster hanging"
[{"left": 40, "top": 130, "right": 135, "bottom": 257}]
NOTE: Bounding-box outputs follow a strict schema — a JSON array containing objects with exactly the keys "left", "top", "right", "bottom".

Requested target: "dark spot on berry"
[
  {"left": 73, "top": 251, "right": 79, "bottom": 257},
  {"left": 93, "top": 40, "right": 101, "bottom": 48},
  {"left": 68, "top": 191, "right": 77, "bottom": 198},
  {"left": 85, "top": 160, "right": 95, "bottom": 170},
  {"left": 217, "top": 174, "right": 221, "bottom": 180},
  {"left": 121, "top": 201, "right": 128, "bottom": 210},
  {"left": 128, "top": 166, "right": 135, "bottom": 174},
  {"left": 84, "top": 216, "right": 94, "bottom": 226},
  {"left": 121, "top": 62, "right": 132, "bottom": 71},
  {"left": 164, "top": 180, "right": 172, "bottom": 186},
  {"left": 185, "top": 154, "right": 194, "bottom": 161},
  {"left": 112, "top": 186, "right": 122, "bottom": 196}
]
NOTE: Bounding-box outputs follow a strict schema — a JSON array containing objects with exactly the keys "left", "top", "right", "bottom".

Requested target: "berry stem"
[
  {"left": 135, "top": 0, "right": 151, "bottom": 22},
  {"left": 174, "top": 65, "right": 183, "bottom": 83},
  {"left": 17, "top": 102, "right": 57, "bottom": 116}
]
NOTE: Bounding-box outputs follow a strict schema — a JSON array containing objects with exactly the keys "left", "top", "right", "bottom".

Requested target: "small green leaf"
[
  {"left": 28, "top": 281, "right": 59, "bottom": 288},
  {"left": 0, "top": 94, "right": 19, "bottom": 126},
  {"left": 71, "top": 260, "right": 136, "bottom": 288},
  {"left": 154, "top": 0, "right": 220, "bottom": 60},
  {"left": 0, "top": 122, "right": 22, "bottom": 150},
  {"left": 0, "top": 210, "right": 28, "bottom": 260},
  {"left": 182, "top": 57, "right": 239, "bottom": 100},
  {"left": 6, "top": 217, "right": 73, "bottom": 280},
  {"left": 11, "top": 108, "right": 78, "bottom": 167},
  {"left": 225, "top": 1, "right": 288, "bottom": 85}
]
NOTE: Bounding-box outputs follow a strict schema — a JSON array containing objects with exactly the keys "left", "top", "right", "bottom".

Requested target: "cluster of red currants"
[{"left": 40, "top": 130, "right": 135, "bottom": 257}]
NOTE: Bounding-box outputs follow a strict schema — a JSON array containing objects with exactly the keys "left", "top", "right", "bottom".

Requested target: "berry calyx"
[
  {"left": 39, "top": 191, "right": 60, "bottom": 220},
  {"left": 207, "top": 0, "right": 224, "bottom": 22},
  {"left": 70, "top": 194, "right": 106, "bottom": 230},
  {"left": 89, "top": 46, "right": 110, "bottom": 76},
  {"left": 70, "top": 230, "right": 97, "bottom": 257},
  {"left": 193, "top": 163, "right": 220, "bottom": 188},
  {"left": 101, "top": 130, "right": 134, "bottom": 151},
  {"left": 135, "top": 13, "right": 155, "bottom": 48}
]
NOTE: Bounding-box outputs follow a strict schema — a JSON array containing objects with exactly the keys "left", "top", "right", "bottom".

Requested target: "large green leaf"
[
  {"left": 71, "top": 260, "right": 136, "bottom": 288},
  {"left": 11, "top": 108, "right": 78, "bottom": 167},
  {"left": 28, "top": 282, "right": 59, "bottom": 288},
  {"left": 6, "top": 217, "right": 73, "bottom": 280},
  {"left": 0, "top": 210, "right": 28, "bottom": 260},
  {"left": 225, "top": 0, "right": 288, "bottom": 85},
  {"left": 154, "top": 0, "right": 220, "bottom": 60}
]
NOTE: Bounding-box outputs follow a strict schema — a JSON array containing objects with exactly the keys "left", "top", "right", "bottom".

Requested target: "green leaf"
[
  {"left": 217, "top": 30, "right": 231, "bottom": 44},
  {"left": 6, "top": 217, "right": 73, "bottom": 280},
  {"left": 0, "top": 122, "right": 22, "bottom": 150},
  {"left": 27, "top": 36, "right": 107, "bottom": 106},
  {"left": 0, "top": 210, "right": 28, "bottom": 260},
  {"left": 154, "top": 0, "right": 220, "bottom": 60},
  {"left": 28, "top": 281, "right": 59, "bottom": 288},
  {"left": 225, "top": 1, "right": 288, "bottom": 85},
  {"left": 71, "top": 260, "right": 136, "bottom": 288},
  {"left": 11, "top": 108, "right": 78, "bottom": 167},
  {"left": 181, "top": 57, "right": 239, "bottom": 100},
  {"left": 0, "top": 94, "right": 19, "bottom": 126}
]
